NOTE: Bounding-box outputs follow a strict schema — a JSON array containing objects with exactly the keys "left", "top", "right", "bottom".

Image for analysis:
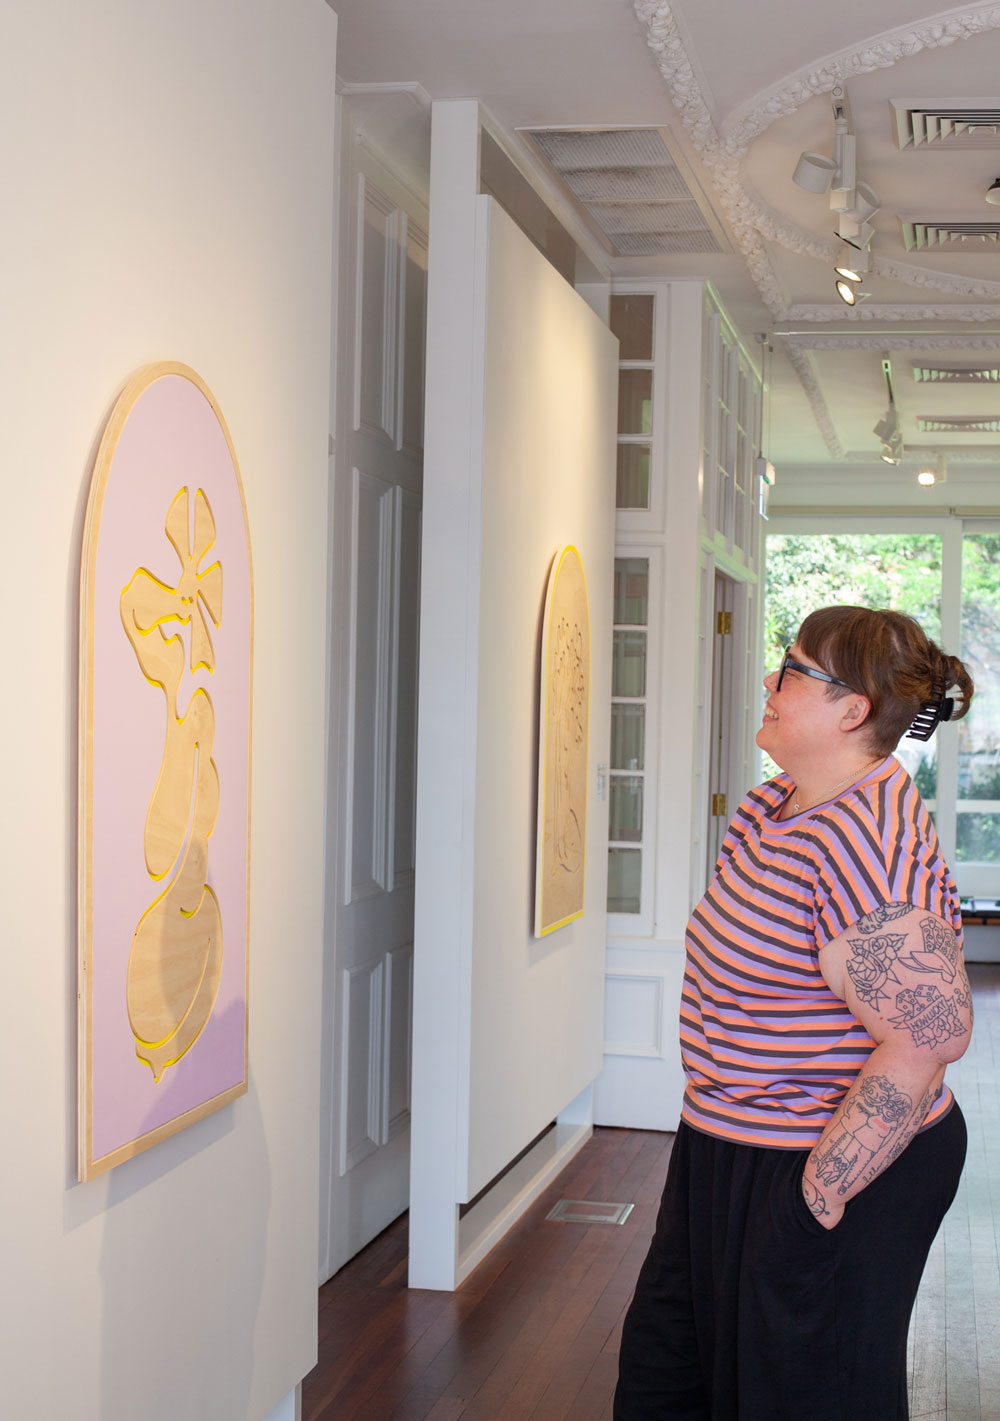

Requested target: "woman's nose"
[{"left": 763, "top": 669, "right": 778, "bottom": 691}]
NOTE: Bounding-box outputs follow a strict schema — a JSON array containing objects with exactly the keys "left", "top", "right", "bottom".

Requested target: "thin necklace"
[{"left": 790, "top": 757, "right": 883, "bottom": 814}]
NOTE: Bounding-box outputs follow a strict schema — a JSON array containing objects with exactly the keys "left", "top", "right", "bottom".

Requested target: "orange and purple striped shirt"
[{"left": 681, "top": 756, "right": 963, "bottom": 1148}]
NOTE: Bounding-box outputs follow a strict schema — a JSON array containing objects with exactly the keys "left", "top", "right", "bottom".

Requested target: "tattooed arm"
[{"left": 802, "top": 904, "right": 972, "bottom": 1229}]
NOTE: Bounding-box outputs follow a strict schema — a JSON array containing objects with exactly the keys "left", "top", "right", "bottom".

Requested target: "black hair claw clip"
[{"left": 906, "top": 681, "right": 955, "bottom": 741}]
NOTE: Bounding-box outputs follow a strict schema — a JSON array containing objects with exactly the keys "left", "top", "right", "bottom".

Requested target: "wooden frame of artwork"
[
  {"left": 78, "top": 362, "right": 253, "bottom": 1180},
  {"left": 535, "top": 545, "right": 591, "bottom": 937}
]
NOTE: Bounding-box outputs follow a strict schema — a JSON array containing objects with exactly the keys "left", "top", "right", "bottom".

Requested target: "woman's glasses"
[{"left": 776, "top": 647, "right": 855, "bottom": 694}]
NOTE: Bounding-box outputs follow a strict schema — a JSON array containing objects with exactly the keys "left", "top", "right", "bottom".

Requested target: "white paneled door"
[{"left": 321, "top": 127, "right": 427, "bottom": 1281}]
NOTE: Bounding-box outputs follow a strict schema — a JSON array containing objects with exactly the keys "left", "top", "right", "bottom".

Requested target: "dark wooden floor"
[{"left": 303, "top": 964, "right": 1000, "bottom": 1420}]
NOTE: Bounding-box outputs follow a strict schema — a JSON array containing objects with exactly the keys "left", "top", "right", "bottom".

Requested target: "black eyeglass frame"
[{"left": 776, "top": 647, "right": 856, "bottom": 694}]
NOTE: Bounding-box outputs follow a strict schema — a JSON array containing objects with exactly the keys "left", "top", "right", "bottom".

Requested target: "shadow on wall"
[{"left": 85, "top": 1002, "right": 270, "bottom": 1420}]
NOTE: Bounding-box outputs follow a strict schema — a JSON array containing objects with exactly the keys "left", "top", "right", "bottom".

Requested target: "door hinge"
[
  {"left": 717, "top": 611, "right": 732, "bottom": 635},
  {"left": 711, "top": 793, "right": 727, "bottom": 817}
]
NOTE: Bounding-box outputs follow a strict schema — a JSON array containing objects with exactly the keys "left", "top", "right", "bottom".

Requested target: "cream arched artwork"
[
  {"left": 79, "top": 363, "right": 252, "bottom": 1181},
  {"left": 535, "top": 546, "right": 590, "bottom": 937}
]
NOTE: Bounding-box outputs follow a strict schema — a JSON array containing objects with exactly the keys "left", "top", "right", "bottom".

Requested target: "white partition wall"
[
  {"left": 411, "top": 102, "right": 618, "bottom": 1290},
  {"left": 0, "top": 2, "right": 336, "bottom": 1416}
]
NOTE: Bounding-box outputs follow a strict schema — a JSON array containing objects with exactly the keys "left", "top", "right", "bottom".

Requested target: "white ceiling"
[{"left": 331, "top": 0, "right": 1000, "bottom": 508}]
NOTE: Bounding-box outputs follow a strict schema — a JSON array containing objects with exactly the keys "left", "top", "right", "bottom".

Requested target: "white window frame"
[{"left": 607, "top": 543, "right": 662, "bottom": 937}]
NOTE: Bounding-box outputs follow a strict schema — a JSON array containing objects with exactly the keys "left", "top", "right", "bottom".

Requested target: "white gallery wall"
[
  {"left": 411, "top": 99, "right": 618, "bottom": 1288},
  {"left": 0, "top": 2, "right": 336, "bottom": 1417},
  {"left": 466, "top": 203, "right": 617, "bottom": 1192}
]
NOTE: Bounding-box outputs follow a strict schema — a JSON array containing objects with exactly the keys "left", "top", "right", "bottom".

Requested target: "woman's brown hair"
[{"left": 796, "top": 606, "right": 974, "bottom": 756}]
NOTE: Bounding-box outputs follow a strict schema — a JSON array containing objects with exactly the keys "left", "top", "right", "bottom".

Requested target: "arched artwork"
[
  {"left": 535, "top": 546, "right": 590, "bottom": 937},
  {"left": 79, "top": 363, "right": 252, "bottom": 1180}
]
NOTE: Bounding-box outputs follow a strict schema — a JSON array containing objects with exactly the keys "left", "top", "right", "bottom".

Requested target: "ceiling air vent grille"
[
  {"left": 900, "top": 219, "right": 1000, "bottom": 250},
  {"left": 916, "top": 415, "right": 1000, "bottom": 433},
  {"left": 518, "top": 127, "right": 726, "bottom": 257},
  {"left": 891, "top": 99, "right": 1000, "bottom": 148},
  {"left": 911, "top": 362, "right": 1000, "bottom": 383}
]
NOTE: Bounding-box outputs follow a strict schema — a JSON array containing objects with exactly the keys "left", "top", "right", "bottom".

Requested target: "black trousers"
[{"left": 614, "top": 1108, "right": 967, "bottom": 1420}]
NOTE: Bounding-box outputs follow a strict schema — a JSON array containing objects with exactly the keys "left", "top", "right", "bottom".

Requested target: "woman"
[{"left": 614, "top": 606, "right": 975, "bottom": 1420}]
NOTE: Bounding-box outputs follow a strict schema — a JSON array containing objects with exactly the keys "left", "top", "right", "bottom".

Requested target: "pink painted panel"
[{"left": 83, "top": 366, "right": 251, "bottom": 1174}]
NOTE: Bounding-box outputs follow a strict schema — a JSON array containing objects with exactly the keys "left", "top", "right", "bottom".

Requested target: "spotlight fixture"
[
  {"left": 873, "top": 357, "right": 904, "bottom": 464},
  {"left": 792, "top": 83, "right": 880, "bottom": 281},
  {"left": 880, "top": 432, "right": 903, "bottom": 465},
  {"left": 837, "top": 182, "right": 880, "bottom": 241},
  {"left": 917, "top": 452, "right": 948, "bottom": 486},
  {"left": 834, "top": 240, "right": 870, "bottom": 280},
  {"left": 873, "top": 408, "right": 899, "bottom": 444},
  {"left": 986, "top": 177, "right": 1000, "bottom": 206},
  {"left": 836, "top": 278, "right": 858, "bottom": 305},
  {"left": 793, "top": 151, "right": 838, "bottom": 194}
]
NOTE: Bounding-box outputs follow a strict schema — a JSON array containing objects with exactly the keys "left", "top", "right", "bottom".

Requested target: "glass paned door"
[{"left": 958, "top": 532, "right": 1000, "bottom": 865}]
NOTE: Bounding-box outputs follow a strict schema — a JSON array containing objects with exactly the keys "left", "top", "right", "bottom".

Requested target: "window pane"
[
  {"left": 607, "top": 847, "right": 641, "bottom": 913},
  {"left": 957, "top": 812, "right": 1000, "bottom": 863},
  {"left": 765, "top": 533, "right": 942, "bottom": 655},
  {"left": 610, "top": 294, "right": 654, "bottom": 360},
  {"left": 959, "top": 533, "right": 1000, "bottom": 829},
  {"left": 896, "top": 741, "right": 937, "bottom": 802},
  {"left": 612, "top": 631, "right": 646, "bottom": 697},
  {"left": 618, "top": 369, "right": 652, "bottom": 435},
  {"left": 763, "top": 532, "right": 943, "bottom": 783},
  {"left": 611, "top": 704, "right": 645, "bottom": 769},
  {"left": 614, "top": 557, "right": 649, "bottom": 624},
  {"left": 609, "top": 775, "right": 643, "bottom": 841},
  {"left": 616, "top": 444, "right": 651, "bottom": 510}
]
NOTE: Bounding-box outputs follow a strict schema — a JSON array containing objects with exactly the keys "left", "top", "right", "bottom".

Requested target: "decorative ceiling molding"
[
  {"left": 787, "top": 302, "right": 1000, "bottom": 320},
  {"left": 633, "top": 1, "right": 1000, "bottom": 300},
  {"left": 633, "top": 0, "right": 721, "bottom": 152},
  {"left": 777, "top": 340, "right": 844, "bottom": 455},
  {"left": 870, "top": 255, "right": 1000, "bottom": 297},
  {"left": 741, "top": 230, "right": 788, "bottom": 316},
  {"left": 780, "top": 332, "right": 1000, "bottom": 348},
  {"left": 844, "top": 445, "right": 1000, "bottom": 460},
  {"left": 719, "top": 2, "right": 1000, "bottom": 150},
  {"left": 633, "top": 0, "right": 1000, "bottom": 444}
]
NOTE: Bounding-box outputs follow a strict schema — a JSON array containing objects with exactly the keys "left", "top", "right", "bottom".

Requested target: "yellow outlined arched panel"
[
  {"left": 79, "top": 363, "right": 252, "bottom": 1180},
  {"left": 535, "top": 546, "right": 591, "bottom": 937}
]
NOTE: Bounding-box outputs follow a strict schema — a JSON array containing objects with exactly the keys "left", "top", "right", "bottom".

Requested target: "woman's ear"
[{"left": 840, "top": 695, "right": 872, "bottom": 732}]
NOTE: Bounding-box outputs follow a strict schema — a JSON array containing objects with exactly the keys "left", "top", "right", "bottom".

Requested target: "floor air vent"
[
  {"left": 547, "top": 1199, "right": 635, "bottom": 1225},
  {"left": 518, "top": 127, "right": 726, "bottom": 257}
]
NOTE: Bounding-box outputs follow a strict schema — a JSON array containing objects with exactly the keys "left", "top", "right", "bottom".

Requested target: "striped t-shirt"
[{"left": 681, "top": 756, "right": 963, "bottom": 1148}]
